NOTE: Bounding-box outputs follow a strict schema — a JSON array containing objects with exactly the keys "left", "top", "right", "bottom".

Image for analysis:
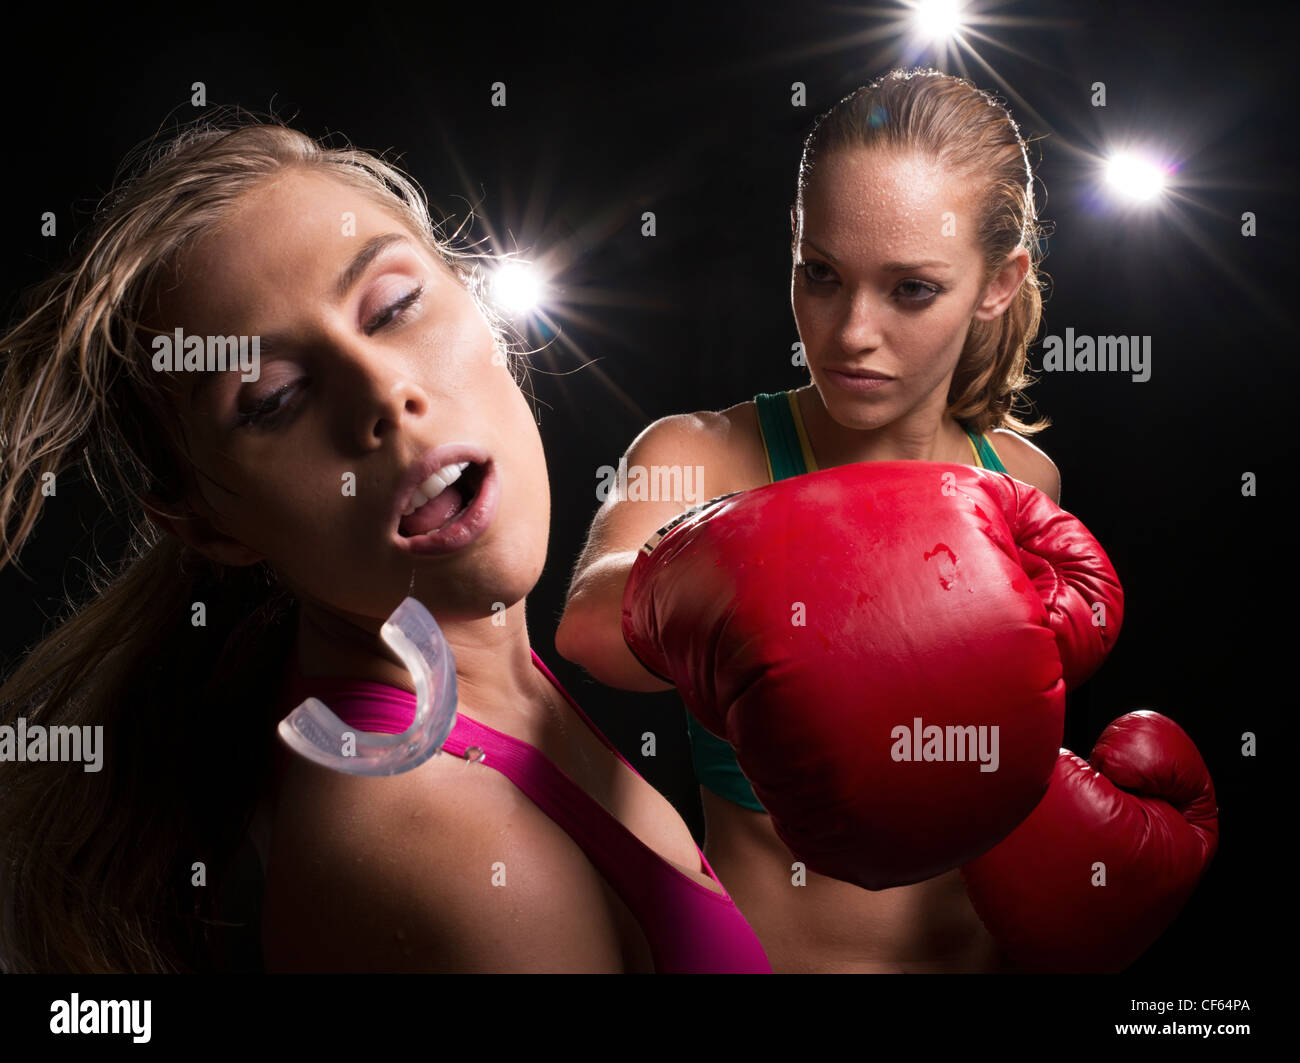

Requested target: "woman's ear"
[
  {"left": 141, "top": 491, "right": 265, "bottom": 567},
  {"left": 973, "top": 246, "right": 1031, "bottom": 322}
]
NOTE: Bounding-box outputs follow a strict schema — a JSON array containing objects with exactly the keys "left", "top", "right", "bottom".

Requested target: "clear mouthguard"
[{"left": 277, "top": 596, "right": 458, "bottom": 775}]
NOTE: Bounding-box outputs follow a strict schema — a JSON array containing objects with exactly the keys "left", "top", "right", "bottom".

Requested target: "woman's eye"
[
  {"left": 801, "top": 260, "right": 835, "bottom": 285},
  {"left": 365, "top": 284, "right": 424, "bottom": 333},
  {"left": 235, "top": 285, "right": 424, "bottom": 430},
  {"left": 236, "top": 382, "right": 300, "bottom": 430},
  {"left": 896, "top": 279, "right": 942, "bottom": 303}
]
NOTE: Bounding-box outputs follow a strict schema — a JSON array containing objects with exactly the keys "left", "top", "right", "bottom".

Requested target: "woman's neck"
[
  {"left": 293, "top": 596, "right": 543, "bottom": 727},
  {"left": 796, "top": 384, "right": 973, "bottom": 468}
]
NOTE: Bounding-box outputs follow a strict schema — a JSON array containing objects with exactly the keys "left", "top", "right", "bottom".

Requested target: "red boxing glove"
[
  {"left": 961, "top": 711, "right": 1219, "bottom": 973},
  {"left": 623, "top": 461, "right": 1124, "bottom": 889}
]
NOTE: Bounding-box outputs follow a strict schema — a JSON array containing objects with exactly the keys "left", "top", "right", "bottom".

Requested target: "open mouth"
[{"left": 398, "top": 459, "right": 489, "bottom": 538}]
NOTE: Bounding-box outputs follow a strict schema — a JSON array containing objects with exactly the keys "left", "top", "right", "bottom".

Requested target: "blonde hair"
[
  {"left": 0, "top": 109, "right": 519, "bottom": 971},
  {"left": 796, "top": 67, "right": 1051, "bottom": 436}
]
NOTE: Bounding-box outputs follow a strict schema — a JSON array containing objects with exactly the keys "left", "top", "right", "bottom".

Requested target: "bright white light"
[
  {"left": 1104, "top": 152, "right": 1167, "bottom": 203},
  {"left": 914, "top": 0, "right": 965, "bottom": 41},
  {"left": 491, "top": 260, "right": 543, "bottom": 315}
]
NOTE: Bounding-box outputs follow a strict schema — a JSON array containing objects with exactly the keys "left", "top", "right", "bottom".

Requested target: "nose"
[
  {"left": 834, "top": 286, "right": 885, "bottom": 355},
  {"left": 327, "top": 327, "right": 433, "bottom": 447}
]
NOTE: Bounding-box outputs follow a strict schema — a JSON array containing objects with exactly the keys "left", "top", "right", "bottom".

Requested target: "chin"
[
  {"left": 822, "top": 395, "right": 894, "bottom": 433},
  {"left": 418, "top": 540, "right": 545, "bottom": 622}
]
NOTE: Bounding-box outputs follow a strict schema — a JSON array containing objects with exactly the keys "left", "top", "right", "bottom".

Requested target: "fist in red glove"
[
  {"left": 623, "top": 461, "right": 1124, "bottom": 889},
  {"left": 961, "top": 710, "right": 1219, "bottom": 972}
]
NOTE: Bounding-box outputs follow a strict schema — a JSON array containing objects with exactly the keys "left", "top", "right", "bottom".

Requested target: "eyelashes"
[
  {"left": 798, "top": 261, "right": 943, "bottom": 304},
  {"left": 235, "top": 283, "right": 425, "bottom": 430},
  {"left": 801, "top": 260, "right": 836, "bottom": 286},
  {"left": 235, "top": 378, "right": 303, "bottom": 429},
  {"left": 894, "top": 278, "right": 943, "bottom": 302},
  {"left": 364, "top": 283, "right": 424, "bottom": 334}
]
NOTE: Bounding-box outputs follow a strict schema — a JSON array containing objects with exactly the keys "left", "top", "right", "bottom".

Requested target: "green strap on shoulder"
[
  {"left": 754, "top": 391, "right": 810, "bottom": 479},
  {"left": 967, "top": 429, "right": 1008, "bottom": 473}
]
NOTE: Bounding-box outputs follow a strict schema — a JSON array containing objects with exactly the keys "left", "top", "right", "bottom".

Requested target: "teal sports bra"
[{"left": 684, "top": 389, "right": 1010, "bottom": 812}]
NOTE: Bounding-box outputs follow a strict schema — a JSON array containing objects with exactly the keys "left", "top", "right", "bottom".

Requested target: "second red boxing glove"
[{"left": 961, "top": 710, "right": 1219, "bottom": 973}]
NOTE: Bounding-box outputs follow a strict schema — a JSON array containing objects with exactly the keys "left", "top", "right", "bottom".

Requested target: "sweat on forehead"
[{"left": 799, "top": 148, "right": 982, "bottom": 255}]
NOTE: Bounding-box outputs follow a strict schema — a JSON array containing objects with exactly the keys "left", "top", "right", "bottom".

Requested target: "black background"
[{"left": 1, "top": 0, "right": 1292, "bottom": 983}]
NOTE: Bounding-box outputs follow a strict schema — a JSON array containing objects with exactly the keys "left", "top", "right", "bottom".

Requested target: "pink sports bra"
[{"left": 273, "top": 649, "right": 771, "bottom": 974}]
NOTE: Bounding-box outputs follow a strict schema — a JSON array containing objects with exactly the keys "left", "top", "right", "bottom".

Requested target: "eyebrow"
[
  {"left": 187, "top": 232, "right": 413, "bottom": 411},
  {"left": 800, "top": 238, "right": 949, "bottom": 271},
  {"left": 335, "top": 232, "right": 411, "bottom": 300}
]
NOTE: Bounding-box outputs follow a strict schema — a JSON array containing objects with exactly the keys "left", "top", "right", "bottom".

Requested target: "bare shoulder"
[
  {"left": 624, "top": 400, "right": 767, "bottom": 498},
  {"left": 988, "top": 428, "right": 1062, "bottom": 504},
  {"left": 262, "top": 749, "right": 624, "bottom": 972},
  {"left": 627, "top": 401, "right": 757, "bottom": 461}
]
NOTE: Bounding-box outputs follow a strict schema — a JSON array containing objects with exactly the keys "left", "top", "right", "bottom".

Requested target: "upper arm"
[
  {"left": 989, "top": 429, "right": 1062, "bottom": 505},
  {"left": 263, "top": 757, "right": 623, "bottom": 973},
  {"left": 556, "top": 407, "right": 759, "bottom": 685},
  {"left": 557, "top": 410, "right": 741, "bottom": 642},
  {"left": 573, "top": 410, "right": 740, "bottom": 572}
]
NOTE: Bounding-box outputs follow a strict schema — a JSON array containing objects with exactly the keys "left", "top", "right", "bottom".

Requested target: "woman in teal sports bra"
[{"left": 558, "top": 68, "right": 1063, "bottom": 972}]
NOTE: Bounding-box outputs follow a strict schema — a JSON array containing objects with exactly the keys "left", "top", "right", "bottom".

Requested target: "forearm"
[{"left": 556, "top": 552, "right": 672, "bottom": 692}]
